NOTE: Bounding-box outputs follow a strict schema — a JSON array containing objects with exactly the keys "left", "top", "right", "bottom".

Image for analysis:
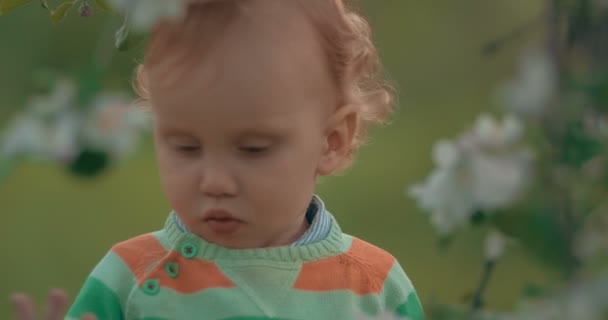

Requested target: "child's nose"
[{"left": 198, "top": 160, "right": 237, "bottom": 198}]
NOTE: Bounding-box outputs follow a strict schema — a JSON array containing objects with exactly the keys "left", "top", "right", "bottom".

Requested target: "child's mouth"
[
  {"left": 202, "top": 209, "right": 242, "bottom": 234},
  {"left": 205, "top": 218, "right": 242, "bottom": 233}
]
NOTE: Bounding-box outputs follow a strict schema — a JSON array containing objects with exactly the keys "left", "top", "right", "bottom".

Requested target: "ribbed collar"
[{"left": 162, "top": 210, "right": 346, "bottom": 262}]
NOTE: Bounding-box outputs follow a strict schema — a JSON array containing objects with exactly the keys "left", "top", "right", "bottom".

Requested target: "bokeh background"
[{"left": 1, "top": 1, "right": 552, "bottom": 318}]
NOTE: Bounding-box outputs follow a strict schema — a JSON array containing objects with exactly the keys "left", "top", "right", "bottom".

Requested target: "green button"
[
  {"left": 180, "top": 242, "right": 198, "bottom": 259},
  {"left": 165, "top": 262, "right": 179, "bottom": 278},
  {"left": 142, "top": 279, "right": 160, "bottom": 295}
]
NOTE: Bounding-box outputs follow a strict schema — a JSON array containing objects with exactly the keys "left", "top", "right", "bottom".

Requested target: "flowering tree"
[
  {"left": 410, "top": 1, "right": 608, "bottom": 319},
  {"left": 0, "top": 1, "right": 209, "bottom": 184},
  {"left": 0, "top": 0, "right": 157, "bottom": 182}
]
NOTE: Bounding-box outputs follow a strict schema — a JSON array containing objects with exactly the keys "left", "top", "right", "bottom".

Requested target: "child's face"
[{"left": 148, "top": 2, "right": 339, "bottom": 248}]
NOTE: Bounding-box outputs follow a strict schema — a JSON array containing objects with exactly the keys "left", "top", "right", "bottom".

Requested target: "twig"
[{"left": 470, "top": 260, "right": 497, "bottom": 313}]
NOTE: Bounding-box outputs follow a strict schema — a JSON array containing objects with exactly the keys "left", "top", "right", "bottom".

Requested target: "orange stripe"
[
  {"left": 146, "top": 252, "right": 235, "bottom": 293},
  {"left": 111, "top": 233, "right": 168, "bottom": 281},
  {"left": 293, "top": 237, "right": 396, "bottom": 294}
]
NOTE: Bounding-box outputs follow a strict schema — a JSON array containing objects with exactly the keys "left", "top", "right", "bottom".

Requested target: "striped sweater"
[{"left": 66, "top": 212, "right": 423, "bottom": 320}]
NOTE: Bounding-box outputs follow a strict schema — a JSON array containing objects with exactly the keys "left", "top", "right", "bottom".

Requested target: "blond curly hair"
[{"left": 133, "top": 0, "right": 394, "bottom": 172}]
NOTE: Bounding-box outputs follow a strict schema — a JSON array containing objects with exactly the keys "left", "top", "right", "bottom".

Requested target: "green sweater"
[{"left": 67, "top": 213, "right": 423, "bottom": 320}]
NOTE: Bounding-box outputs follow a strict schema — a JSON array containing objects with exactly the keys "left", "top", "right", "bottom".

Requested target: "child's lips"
[
  {"left": 202, "top": 209, "right": 243, "bottom": 233},
  {"left": 206, "top": 218, "right": 242, "bottom": 233}
]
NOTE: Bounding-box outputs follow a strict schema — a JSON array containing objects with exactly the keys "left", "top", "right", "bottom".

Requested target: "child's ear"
[{"left": 317, "top": 105, "right": 358, "bottom": 176}]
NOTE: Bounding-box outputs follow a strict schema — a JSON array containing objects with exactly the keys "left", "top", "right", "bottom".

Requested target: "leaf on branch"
[
  {"left": 0, "top": 0, "right": 33, "bottom": 15},
  {"left": 493, "top": 200, "right": 572, "bottom": 274},
  {"left": 559, "top": 121, "right": 603, "bottom": 168},
  {"left": 470, "top": 210, "right": 486, "bottom": 226},
  {"left": 68, "top": 148, "right": 110, "bottom": 177},
  {"left": 522, "top": 283, "right": 545, "bottom": 298},
  {"left": 51, "top": 1, "right": 76, "bottom": 24}
]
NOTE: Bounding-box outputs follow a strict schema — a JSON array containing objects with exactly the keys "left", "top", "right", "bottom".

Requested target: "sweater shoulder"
[
  {"left": 292, "top": 235, "right": 397, "bottom": 295},
  {"left": 110, "top": 232, "right": 170, "bottom": 279},
  {"left": 343, "top": 236, "right": 398, "bottom": 284}
]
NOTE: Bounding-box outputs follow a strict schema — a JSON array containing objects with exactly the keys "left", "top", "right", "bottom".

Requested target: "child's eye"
[
  {"left": 240, "top": 146, "right": 268, "bottom": 154},
  {"left": 175, "top": 146, "right": 200, "bottom": 153}
]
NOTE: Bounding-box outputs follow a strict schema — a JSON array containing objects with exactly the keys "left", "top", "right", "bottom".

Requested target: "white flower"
[
  {"left": 433, "top": 140, "right": 461, "bottom": 169},
  {"left": 0, "top": 110, "right": 80, "bottom": 163},
  {"left": 1, "top": 76, "right": 149, "bottom": 170},
  {"left": 499, "top": 47, "right": 558, "bottom": 117},
  {"left": 470, "top": 150, "right": 532, "bottom": 210},
  {"left": 494, "top": 276, "right": 608, "bottom": 320},
  {"left": 409, "top": 114, "right": 533, "bottom": 235},
  {"left": 108, "top": 0, "right": 188, "bottom": 33},
  {"left": 574, "top": 213, "right": 608, "bottom": 261},
  {"left": 473, "top": 114, "right": 524, "bottom": 148},
  {"left": 81, "top": 93, "right": 150, "bottom": 159},
  {"left": 46, "top": 110, "right": 81, "bottom": 162},
  {"left": 27, "top": 77, "right": 77, "bottom": 117},
  {"left": 484, "top": 229, "right": 506, "bottom": 261},
  {"left": 409, "top": 145, "right": 476, "bottom": 235},
  {"left": 1, "top": 113, "right": 47, "bottom": 158},
  {"left": 1, "top": 78, "right": 80, "bottom": 162}
]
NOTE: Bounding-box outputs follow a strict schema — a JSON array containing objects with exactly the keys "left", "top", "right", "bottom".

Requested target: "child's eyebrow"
[{"left": 233, "top": 128, "right": 282, "bottom": 141}]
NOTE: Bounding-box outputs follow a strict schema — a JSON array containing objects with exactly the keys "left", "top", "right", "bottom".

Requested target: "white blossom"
[
  {"left": 469, "top": 150, "right": 532, "bottom": 211},
  {"left": 1, "top": 113, "right": 48, "bottom": 158},
  {"left": 1, "top": 77, "right": 148, "bottom": 167},
  {"left": 0, "top": 78, "right": 81, "bottom": 162},
  {"left": 493, "top": 275, "right": 608, "bottom": 320},
  {"left": 46, "top": 110, "right": 81, "bottom": 162},
  {"left": 409, "top": 144, "right": 476, "bottom": 235},
  {"left": 81, "top": 94, "right": 150, "bottom": 159},
  {"left": 574, "top": 213, "right": 608, "bottom": 261},
  {"left": 409, "top": 114, "right": 533, "bottom": 235},
  {"left": 0, "top": 110, "right": 81, "bottom": 162},
  {"left": 499, "top": 47, "right": 557, "bottom": 117},
  {"left": 484, "top": 229, "right": 506, "bottom": 261},
  {"left": 108, "top": 0, "right": 188, "bottom": 33},
  {"left": 29, "top": 78, "right": 76, "bottom": 116}
]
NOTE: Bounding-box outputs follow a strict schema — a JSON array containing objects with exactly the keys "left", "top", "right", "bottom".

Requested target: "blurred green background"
[{"left": 1, "top": 1, "right": 556, "bottom": 318}]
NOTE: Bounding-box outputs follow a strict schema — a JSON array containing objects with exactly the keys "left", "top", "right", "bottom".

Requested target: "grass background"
[{"left": 0, "top": 1, "right": 558, "bottom": 317}]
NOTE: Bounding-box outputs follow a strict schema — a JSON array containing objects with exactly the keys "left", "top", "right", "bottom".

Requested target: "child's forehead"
[{"left": 147, "top": 1, "right": 338, "bottom": 118}]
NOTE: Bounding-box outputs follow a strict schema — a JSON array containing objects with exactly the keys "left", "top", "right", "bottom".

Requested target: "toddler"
[{"left": 12, "top": 1, "right": 423, "bottom": 319}]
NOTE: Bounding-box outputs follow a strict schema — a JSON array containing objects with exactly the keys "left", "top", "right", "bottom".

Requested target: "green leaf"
[
  {"left": 39, "top": 0, "right": 47, "bottom": 9},
  {"left": 94, "top": 0, "right": 112, "bottom": 12},
  {"left": 0, "top": 0, "right": 32, "bottom": 15},
  {"left": 566, "top": 0, "right": 594, "bottom": 46},
  {"left": 493, "top": 199, "right": 572, "bottom": 274},
  {"left": 522, "top": 283, "right": 545, "bottom": 298},
  {"left": 559, "top": 121, "right": 603, "bottom": 167},
  {"left": 68, "top": 148, "right": 110, "bottom": 177},
  {"left": 470, "top": 210, "right": 486, "bottom": 226},
  {"left": 50, "top": 1, "right": 76, "bottom": 24}
]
